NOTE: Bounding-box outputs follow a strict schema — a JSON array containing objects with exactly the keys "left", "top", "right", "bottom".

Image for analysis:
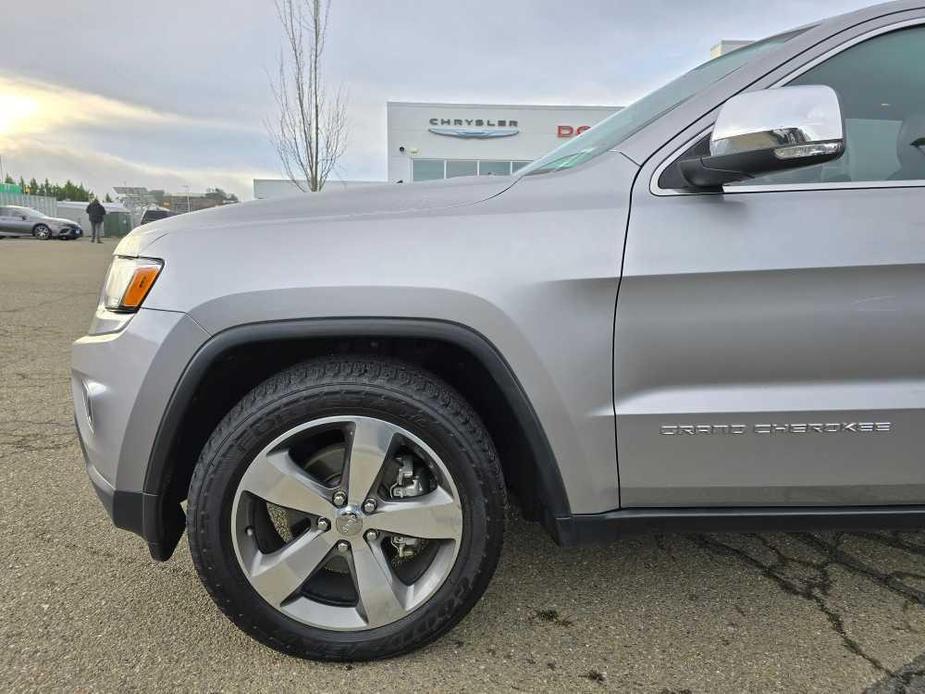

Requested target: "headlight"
[{"left": 101, "top": 256, "right": 163, "bottom": 312}]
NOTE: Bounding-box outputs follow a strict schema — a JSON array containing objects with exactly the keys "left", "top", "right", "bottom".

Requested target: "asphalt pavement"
[{"left": 2, "top": 237, "right": 925, "bottom": 692}]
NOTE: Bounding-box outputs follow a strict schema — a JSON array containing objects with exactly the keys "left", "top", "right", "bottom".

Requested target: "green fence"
[{"left": 0, "top": 192, "right": 57, "bottom": 216}]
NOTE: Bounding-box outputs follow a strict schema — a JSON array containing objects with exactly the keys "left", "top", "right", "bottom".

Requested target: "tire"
[
  {"left": 32, "top": 224, "right": 51, "bottom": 240},
  {"left": 187, "top": 356, "right": 506, "bottom": 660}
]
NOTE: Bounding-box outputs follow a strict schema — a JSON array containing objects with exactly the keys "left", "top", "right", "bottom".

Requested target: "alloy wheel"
[{"left": 230, "top": 415, "right": 463, "bottom": 631}]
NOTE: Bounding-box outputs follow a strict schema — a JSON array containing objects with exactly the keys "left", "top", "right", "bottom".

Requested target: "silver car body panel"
[
  {"left": 616, "top": 4, "right": 925, "bottom": 506},
  {"left": 116, "top": 152, "right": 635, "bottom": 513},
  {"left": 0, "top": 207, "right": 31, "bottom": 235},
  {"left": 71, "top": 0, "right": 925, "bottom": 536},
  {"left": 72, "top": 309, "right": 209, "bottom": 490},
  {"left": 617, "top": 184, "right": 925, "bottom": 505}
]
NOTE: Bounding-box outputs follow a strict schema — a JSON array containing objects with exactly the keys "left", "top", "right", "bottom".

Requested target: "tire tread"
[{"left": 187, "top": 356, "right": 505, "bottom": 660}]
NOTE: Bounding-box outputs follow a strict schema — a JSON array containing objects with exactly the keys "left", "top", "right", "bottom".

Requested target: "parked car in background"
[
  {"left": 72, "top": 0, "right": 925, "bottom": 662},
  {"left": 0, "top": 205, "right": 83, "bottom": 239},
  {"left": 139, "top": 208, "right": 171, "bottom": 225}
]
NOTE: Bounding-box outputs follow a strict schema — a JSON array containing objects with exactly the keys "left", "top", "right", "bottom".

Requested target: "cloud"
[
  {"left": 0, "top": 74, "right": 254, "bottom": 137},
  {"left": 0, "top": 135, "right": 272, "bottom": 201},
  {"left": 0, "top": 74, "right": 277, "bottom": 199}
]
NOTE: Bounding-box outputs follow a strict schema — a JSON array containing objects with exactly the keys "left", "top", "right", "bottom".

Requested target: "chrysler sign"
[{"left": 428, "top": 117, "right": 520, "bottom": 139}]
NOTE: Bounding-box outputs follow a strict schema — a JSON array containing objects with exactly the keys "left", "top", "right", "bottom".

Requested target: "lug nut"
[
  {"left": 317, "top": 518, "right": 330, "bottom": 531},
  {"left": 365, "top": 529, "right": 379, "bottom": 541},
  {"left": 362, "top": 498, "right": 377, "bottom": 514},
  {"left": 332, "top": 490, "right": 347, "bottom": 507},
  {"left": 336, "top": 541, "right": 350, "bottom": 553}
]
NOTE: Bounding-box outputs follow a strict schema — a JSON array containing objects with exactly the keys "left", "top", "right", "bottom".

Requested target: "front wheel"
[
  {"left": 33, "top": 224, "right": 51, "bottom": 240},
  {"left": 187, "top": 357, "right": 506, "bottom": 660}
]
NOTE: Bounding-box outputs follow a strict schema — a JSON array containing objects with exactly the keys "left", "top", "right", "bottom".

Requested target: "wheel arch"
[{"left": 141, "top": 318, "right": 571, "bottom": 560}]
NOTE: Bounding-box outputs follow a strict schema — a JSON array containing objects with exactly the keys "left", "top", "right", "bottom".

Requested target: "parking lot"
[{"left": 3, "top": 237, "right": 925, "bottom": 692}]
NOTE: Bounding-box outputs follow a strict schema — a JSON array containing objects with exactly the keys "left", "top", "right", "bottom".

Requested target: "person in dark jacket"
[{"left": 86, "top": 198, "right": 106, "bottom": 244}]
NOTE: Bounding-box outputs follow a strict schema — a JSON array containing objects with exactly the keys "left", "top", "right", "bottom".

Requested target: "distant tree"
[
  {"left": 3, "top": 174, "right": 14, "bottom": 184},
  {"left": 8, "top": 174, "right": 93, "bottom": 200},
  {"left": 66, "top": 181, "right": 89, "bottom": 201},
  {"left": 104, "top": 193, "right": 113, "bottom": 203},
  {"left": 269, "top": 0, "right": 347, "bottom": 192}
]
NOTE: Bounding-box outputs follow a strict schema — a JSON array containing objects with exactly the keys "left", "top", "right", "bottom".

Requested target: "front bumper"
[
  {"left": 57, "top": 226, "right": 82, "bottom": 239},
  {"left": 71, "top": 308, "right": 210, "bottom": 555},
  {"left": 76, "top": 416, "right": 145, "bottom": 534}
]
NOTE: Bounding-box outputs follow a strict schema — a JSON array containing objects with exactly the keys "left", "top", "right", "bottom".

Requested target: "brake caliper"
[
  {"left": 389, "top": 454, "right": 426, "bottom": 559},
  {"left": 389, "top": 454, "right": 426, "bottom": 499}
]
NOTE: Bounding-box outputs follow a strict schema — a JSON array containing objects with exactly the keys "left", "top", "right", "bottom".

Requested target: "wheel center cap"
[{"left": 335, "top": 509, "right": 364, "bottom": 536}]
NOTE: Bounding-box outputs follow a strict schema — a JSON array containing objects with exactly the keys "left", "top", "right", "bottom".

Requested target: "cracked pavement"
[{"left": 3, "top": 238, "right": 925, "bottom": 692}]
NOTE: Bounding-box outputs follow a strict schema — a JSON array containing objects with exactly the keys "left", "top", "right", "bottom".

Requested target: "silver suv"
[{"left": 71, "top": 1, "right": 925, "bottom": 660}]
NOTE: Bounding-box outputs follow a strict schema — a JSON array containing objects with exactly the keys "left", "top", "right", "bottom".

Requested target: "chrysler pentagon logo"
[{"left": 428, "top": 117, "right": 520, "bottom": 139}]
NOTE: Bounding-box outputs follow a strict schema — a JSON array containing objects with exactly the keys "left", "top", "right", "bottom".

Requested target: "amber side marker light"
[
  {"left": 121, "top": 266, "right": 161, "bottom": 309},
  {"left": 102, "top": 257, "right": 163, "bottom": 312}
]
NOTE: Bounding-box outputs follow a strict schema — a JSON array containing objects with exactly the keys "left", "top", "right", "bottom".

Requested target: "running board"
[{"left": 551, "top": 506, "right": 925, "bottom": 546}]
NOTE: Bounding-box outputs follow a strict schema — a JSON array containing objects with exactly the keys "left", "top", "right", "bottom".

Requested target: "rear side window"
[{"left": 735, "top": 25, "right": 925, "bottom": 186}]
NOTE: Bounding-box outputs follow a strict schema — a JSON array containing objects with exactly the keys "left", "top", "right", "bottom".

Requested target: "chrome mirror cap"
[
  {"left": 678, "top": 85, "right": 845, "bottom": 189},
  {"left": 710, "top": 85, "right": 844, "bottom": 159}
]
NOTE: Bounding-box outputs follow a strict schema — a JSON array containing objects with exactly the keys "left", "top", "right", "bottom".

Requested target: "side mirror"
[{"left": 679, "top": 85, "right": 845, "bottom": 189}]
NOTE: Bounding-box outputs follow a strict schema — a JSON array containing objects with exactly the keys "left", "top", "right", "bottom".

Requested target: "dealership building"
[
  {"left": 386, "top": 101, "right": 620, "bottom": 183},
  {"left": 254, "top": 100, "right": 621, "bottom": 198}
]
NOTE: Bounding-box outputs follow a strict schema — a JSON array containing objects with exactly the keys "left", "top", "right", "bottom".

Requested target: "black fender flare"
[{"left": 139, "top": 317, "right": 572, "bottom": 560}]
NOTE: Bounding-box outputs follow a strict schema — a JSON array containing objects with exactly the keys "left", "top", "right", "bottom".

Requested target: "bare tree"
[{"left": 270, "top": 0, "right": 347, "bottom": 192}]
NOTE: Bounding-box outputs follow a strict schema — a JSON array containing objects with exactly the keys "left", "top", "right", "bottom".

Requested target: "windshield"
[{"left": 519, "top": 28, "right": 809, "bottom": 176}]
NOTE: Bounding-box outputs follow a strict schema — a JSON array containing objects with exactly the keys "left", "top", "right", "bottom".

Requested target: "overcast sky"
[{"left": 0, "top": 0, "right": 875, "bottom": 200}]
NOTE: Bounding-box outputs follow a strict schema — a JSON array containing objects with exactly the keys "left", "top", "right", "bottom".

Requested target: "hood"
[
  {"left": 116, "top": 175, "right": 518, "bottom": 256},
  {"left": 47, "top": 216, "right": 79, "bottom": 226}
]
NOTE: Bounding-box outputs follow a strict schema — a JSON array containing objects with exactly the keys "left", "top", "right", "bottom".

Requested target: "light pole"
[{"left": 182, "top": 184, "right": 191, "bottom": 214}]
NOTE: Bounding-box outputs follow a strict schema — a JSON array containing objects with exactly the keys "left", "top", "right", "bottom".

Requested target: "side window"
[{"left": 733, "top": 25, "right": 925, "bottom": 186}]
